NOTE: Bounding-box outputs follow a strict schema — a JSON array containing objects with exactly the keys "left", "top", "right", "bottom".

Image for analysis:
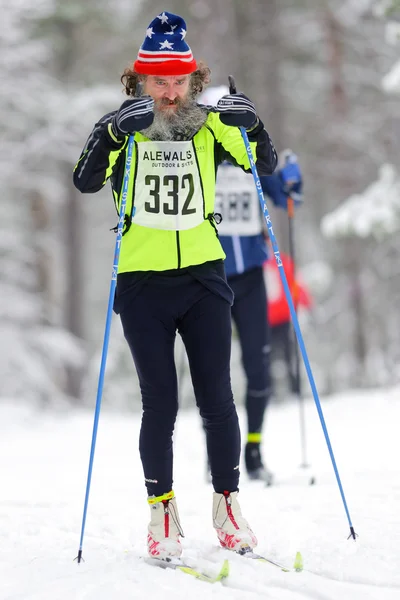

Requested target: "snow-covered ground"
[{"left": 1, "top": 386, "right": 399, "bottom": 599}]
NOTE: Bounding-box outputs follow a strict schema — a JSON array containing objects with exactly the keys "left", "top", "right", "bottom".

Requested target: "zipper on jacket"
[{"left": 176, "top": 231, "right": 181, "bottom": 269}]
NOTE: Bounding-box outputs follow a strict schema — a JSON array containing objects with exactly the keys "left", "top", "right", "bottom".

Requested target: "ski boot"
[
  {"left": 147, "top": 491, "right": 184, "bottom": 559},
  {"left": 245, "top": 442, "right": 274, "bottom": 485},
  {"left": 213, "top": 491, "right": 257, "bottom": 551}
]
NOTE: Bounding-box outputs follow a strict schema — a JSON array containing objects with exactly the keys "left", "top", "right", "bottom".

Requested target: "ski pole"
[
  {"left": 228, "top": 75, "right": 356, "bottom": 539},
  {"left": 287, "top": 196, "right": 312, "bottom": 474},
  {"left": 75, "top": 84, "right": 142, "bottom": 563}
]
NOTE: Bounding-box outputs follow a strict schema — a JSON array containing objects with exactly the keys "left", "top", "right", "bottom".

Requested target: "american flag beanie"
[{"left": 134, "top": 12, "right": 197, "bottom": 76}]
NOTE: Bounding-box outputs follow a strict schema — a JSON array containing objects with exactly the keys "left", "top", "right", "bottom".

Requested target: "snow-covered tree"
[
  {"left": 321, "top": 164, "right": 400, "bottom": 239},
  {"left": 313, "top": 2, "right": 400, "bottom": 390},
  {"left": 378, "top": 1, "right": 400, "bottom": 93},
  {"left": 0, "top": 0, "right": 139, "bottom": 404},
  {"left": 0, "top": 1, "right": 85, "bottom": 404}
]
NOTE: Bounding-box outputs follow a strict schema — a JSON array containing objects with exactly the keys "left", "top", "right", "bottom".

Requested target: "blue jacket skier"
[{"left": 201, "top": 84, "right": 303, "bottom": 482}]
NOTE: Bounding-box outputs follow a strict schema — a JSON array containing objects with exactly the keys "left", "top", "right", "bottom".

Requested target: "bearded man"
[{"left": 73, "top": 11, "right": 277, "bottom": 561}]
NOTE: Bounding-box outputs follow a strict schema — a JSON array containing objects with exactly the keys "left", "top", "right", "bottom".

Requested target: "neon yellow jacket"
[{"left": 73, "top": 110, "right": 277, "bottom": 272}]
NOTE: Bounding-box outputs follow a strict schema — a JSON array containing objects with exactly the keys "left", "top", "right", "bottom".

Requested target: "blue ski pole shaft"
[
  {"left": 228, "top": 76, "right": 356, "bottom": 539},
  {"left": 75, "top": 133, "right": 135, "bottom": 563}
]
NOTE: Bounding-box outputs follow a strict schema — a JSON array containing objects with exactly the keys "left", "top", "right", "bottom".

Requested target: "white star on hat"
[
  {"left": 157, "top": 12, "right": 169, "bottom": 24},
  {"left": 180, "top": 28, "right": 186, "bottom": 40},
  {"left": 146, "top": 27, "right": 154, "bottom": 38},
  {"left": 159, "top": 39, "right": 174, "bottom": 50}
]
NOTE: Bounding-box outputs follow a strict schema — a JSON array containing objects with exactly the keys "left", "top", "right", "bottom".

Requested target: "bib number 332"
[{"left": 145, "top": 174, "right": 195, "bottom": 216}]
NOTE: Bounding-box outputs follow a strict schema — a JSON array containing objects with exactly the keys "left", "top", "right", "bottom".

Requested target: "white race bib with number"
[
  {"left": 214, "top": 166, "right": 262, "bottom": 236},
  {"left": 133, "top": 141, "right": 205, "bottom": 230}
]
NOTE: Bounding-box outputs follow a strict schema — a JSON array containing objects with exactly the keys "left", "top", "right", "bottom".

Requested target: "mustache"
[{"left": 156, "top": 97, "right": 187, "bottom": 108}]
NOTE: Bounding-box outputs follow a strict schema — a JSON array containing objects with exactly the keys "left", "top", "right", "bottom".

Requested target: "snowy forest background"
[{"left": 1, "top": 0, "right": 399, "bottom": 410}]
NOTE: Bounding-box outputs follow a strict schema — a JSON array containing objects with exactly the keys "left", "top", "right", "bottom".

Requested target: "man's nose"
[{"left": 163, "top": 84, "right": 177, "bottom": 100}]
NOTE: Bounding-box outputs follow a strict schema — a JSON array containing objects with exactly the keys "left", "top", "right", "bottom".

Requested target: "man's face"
[{"left": 144, "top": 75, "right": 191, "bottom": 115}]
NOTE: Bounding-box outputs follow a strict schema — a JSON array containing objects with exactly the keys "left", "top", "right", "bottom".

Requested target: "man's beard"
[{"left": 141, "top": 97, "right": 207, "bottom": 141}]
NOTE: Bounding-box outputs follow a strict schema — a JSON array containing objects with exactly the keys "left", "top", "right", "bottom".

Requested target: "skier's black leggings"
[
  {"left": 229, "top": 267, "right": 272, "bottom": 436},
  {"left": 119, "top": 272, "right": 240, "bottom": 497}
]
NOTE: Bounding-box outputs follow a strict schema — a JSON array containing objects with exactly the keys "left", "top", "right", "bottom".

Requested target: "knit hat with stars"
[{"left": 133, "top": 11, "right": 197, "bottom": 76}]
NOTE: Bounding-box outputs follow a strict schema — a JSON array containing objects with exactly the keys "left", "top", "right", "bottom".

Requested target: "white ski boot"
[
  {"left": 213, "top": 491, "right": 257, "bottom": 551},
  {"left": 147, "top": 491, "right": 184, "bottom": 559}
]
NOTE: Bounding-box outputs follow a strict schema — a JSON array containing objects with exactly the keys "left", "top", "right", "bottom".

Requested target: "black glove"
[
  {"left": 216, "top": 93, "right": 257, "bottom": 129},
  {"left": 111, "top": 96, "right": 154, "bottom": 137}
]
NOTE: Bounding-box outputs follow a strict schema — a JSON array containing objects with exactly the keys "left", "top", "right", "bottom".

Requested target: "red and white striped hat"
[{"left": 134, "top": 12, "right": 197, "bottom": 76}]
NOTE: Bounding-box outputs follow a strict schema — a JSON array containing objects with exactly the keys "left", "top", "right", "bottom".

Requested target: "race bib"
[
  {"left": 133, "top": 141, "right": 205, "bottom": 230},
  {"left": 214, "top": 166, "right": 262, "bottom": 236}
]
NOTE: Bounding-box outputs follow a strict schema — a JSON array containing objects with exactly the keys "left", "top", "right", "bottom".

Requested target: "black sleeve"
[
  {"left": 73, "top": 111, "right": 126, "bottom": 193},
  {"left": 246, "top": 118, "right": 278, "bottom": 176}
]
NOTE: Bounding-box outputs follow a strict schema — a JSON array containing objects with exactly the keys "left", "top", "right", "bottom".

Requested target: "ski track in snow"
[{"left": 1, "top": 386, "right": 399, "bottom": 599}]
